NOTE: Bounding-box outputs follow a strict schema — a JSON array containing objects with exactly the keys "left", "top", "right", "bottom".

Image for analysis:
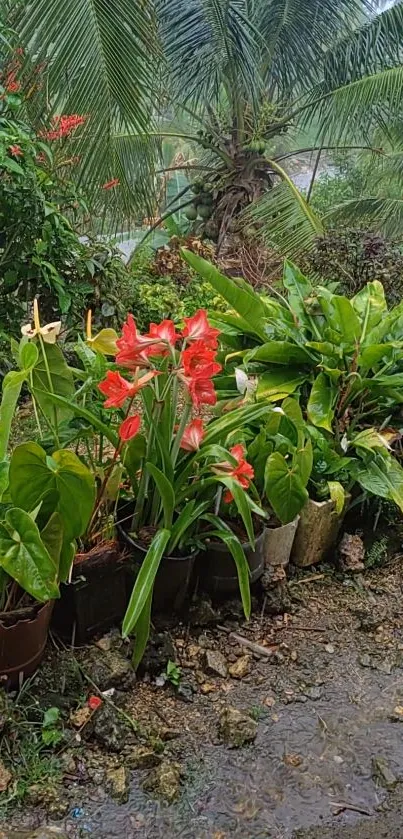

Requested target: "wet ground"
[{"left": 3, "top": 558, "right": 403, "bottom": 839}]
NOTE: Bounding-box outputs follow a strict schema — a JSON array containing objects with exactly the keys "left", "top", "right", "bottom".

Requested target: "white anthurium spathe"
[
  {"left": 21, "top": 299, "right": 61, "bottom": 344},
  {"left": 235, "top": 367, "right": 257, "bottom": 397}
]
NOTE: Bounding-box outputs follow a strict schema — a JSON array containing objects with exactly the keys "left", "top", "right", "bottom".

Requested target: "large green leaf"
[
  {"left": 9, "top": 443, "right": 95, "bottom": 542},
  {"left": 264, "top": 452, "right": 308, "bottom": 525},
  {"left": 307, "top": 373, "right": 335, "bottom": 433},
  {"left": 31, "top": 343, "right": 75, "bottom": 425},
  {"left": 202, "top": 514, "right": 251, "bottom": 619},
  {"left": 257, "top": 370, "right": 307, "bottom": 402},
  {"left": 122, "top": 528, "right": 171, "bottom": 638},
  {"left": 245, "top": 342, "right": 313, "bottom": 366},
  {"left": 181, "top": 250, "right": 269, "bottom": 341},
  {"left": 40, "top": 511, "right": 64, "bottom": 569},
  {"left": 0, "top": 371, "right": 26, "bottom": 461},
  {"left": 355, "top": 455, "right": 403, "bottom": 511},
  {"left": 146, "top": 463, "right": 175, "bottom": 530},
  {"left": 351, "top": 281, "right": 387, "bottom": 337},
  {"left": 0, "top": 508, "right": 59, "bottom": 602},
  {"left": 218, "top": 477, "right": 257, "bottom": 548},
  {"left": 318, "top": 292, "right": 361, "bottom": 344},
  {"left": 293, "top": 439, "right": 313, "bottom": 488}
]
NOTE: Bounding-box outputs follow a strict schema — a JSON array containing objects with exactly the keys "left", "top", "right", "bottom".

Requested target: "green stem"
[
  {"left": 171, "top": 401, "right": 192, "bottom": 466},
  {"left": 38, "top": 334, "right": 60, "bottom": 448}
]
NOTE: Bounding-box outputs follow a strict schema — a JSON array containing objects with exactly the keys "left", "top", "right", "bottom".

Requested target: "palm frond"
[
  {"left": 156, "top": 0, "right": 262, "bottom": 112},
  {"left": 326, "top": 197, "right": 403, "bottom": 239},
  {"left": 9, "top": 0, "right": 161, "bottom": 224},
  {"left": 245, "top": 179, "right": 323, "bottom": 258}
]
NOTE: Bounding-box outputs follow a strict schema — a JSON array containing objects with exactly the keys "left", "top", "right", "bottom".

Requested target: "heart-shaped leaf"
[{"left": 0, "top": 508, "right": 59, "bottom": 602}]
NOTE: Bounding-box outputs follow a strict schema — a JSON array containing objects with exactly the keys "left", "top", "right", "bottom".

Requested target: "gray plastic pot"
[
  {"left": 264, "top": 517, "right": 299, "bottom": 568},
  {"left": 201, "top": 528, "right": 265, "bottom": 596},
  {"left": 291, "top": 497, "right": 348, "bottom": 567}
]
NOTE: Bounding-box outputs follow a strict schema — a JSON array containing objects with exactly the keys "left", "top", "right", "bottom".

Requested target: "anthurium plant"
[{"left": 182, "top": 250, "right": 403, "bottom": 514}]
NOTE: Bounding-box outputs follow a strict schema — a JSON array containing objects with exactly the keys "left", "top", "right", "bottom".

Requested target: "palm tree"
[{"left": 6, "top": 0, "right": 403, "bottom": 252}]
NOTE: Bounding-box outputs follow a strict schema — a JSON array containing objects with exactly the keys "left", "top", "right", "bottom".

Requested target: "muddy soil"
[{"left": 2, "top": 558, "right": 403, "bottom": 839}]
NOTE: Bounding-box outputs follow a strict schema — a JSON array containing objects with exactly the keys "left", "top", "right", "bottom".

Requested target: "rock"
[
  {"left": 92, "top": 703, "right": 134, "bottom": 752},
  {"left": 372, "top": 756, "right": 398, "bottom": 789},
  {"left": 218, "top": 707, "right": 258, "bottom": 748},
  {"left": 338, "top": 533, "right": 365, "bottom": 572},
  {"left": 303, "top": 685, "right": 323, "bottom": 701},
  {"left": 81, "top": 648, "right": 135, "bottom": 691},
  {"left": 143, "top": 760, "right": 182, "bottom": 803},
  {"left": 139, "top": 631, "right": 175, "bottom": 676},
  {"left": 176, "top": 682, "right": 196, "bottom": 703},
  {"left": 325, "top": 644, "right": 335, "bottom": 654},
  {"left": 106, "top": 765, "right": 130, "bottom": 803},
  {"left": 47, "top": 796, "right": 70, "bottom": 819},
  {"left": 358, "top": 611, "right": 385, "bottom": 632},
  {"left": 390, "top": 705, "right": 403, "bottom": 722},
  {"left": 204, "top": 650, "right": 228, "bottom": 678},
  {"left": 29, "top": 652, "right": 83, "bottom": 712},
  {"left": 0, "top": 761, "right": 11, "bottom": 792},
  {"left": 283, "top": 753, "right": 303, "bottom": 767},
  {"left": 126, "top": 745, "right": 162, "bottom": 770},
  {"left": 201, "top": 682, "right": 217, "bottom": 695},
  {"left": 359, "top": 653, "right": 372, "bottom": 668},
  {"left": 189, "top": 597, "right": 219, "bottom": 626},
  {"left": 197, "top": 634, "right": 212, "bottom": 649},
  {"left": 70, "top": 705, "right": 92, "bottom": 728},
  {"left": 228, "top": 655, "right": 251, "bottom": 679}
]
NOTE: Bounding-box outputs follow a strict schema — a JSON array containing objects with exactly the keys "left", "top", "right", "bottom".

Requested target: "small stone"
[
  {"left": 47, "top": 797, "right": 70, "bottom": 819},
  {"left": 0, "top": 761, "right": 11, "bottom": 792},
  {"left": 186, "top": 644, "right": 200, "bottom": 659},
  {"left": 333, "top": 755, "right": 344, "bottom": 764},
  {"left": 106, "top": 765, "right": 130, "bottom": 803},
  {"left": 189, "top": 597, "right": 218, "bottom": 626},
  {"left": 95, "top": 635, "right": 113, "bottom": 652},
  {"left": 82, "top": 648, "right": 135, "bottom": 691},
  {"left": 283, "top": 753, "right": 303, "bottom": 767},
  {"left": 390, "top": 705, "right": 403, "bottom": 722},
  {"left": 70, "top": 705, "right": 92, "bottom": 728},
  {"left": 201, "top": 682, "right": 217, "bottom": 695},
  {"left": 176, "top": 682, "right": 195, "bottom": 703},
  {"left": 359, "top": 653, "right": 372, "bottom": 668},
  {"left": 290, "top": 650, "right": 298, "bottom": 662},
  {"left": 228, "top": 655, "right": 251, "bottom": 680},
  {"left": 92, "top": 703, "right": 134, "bottom": 752},
  {"left": 325, "top": 643, "right": 335, "bottom": 654},
  {"left": 143, "top": 760, "right": 182, "bottom": 803},
  {"left": 304, "top": 685, "right": 323, "bottom": 701},
  {"left": 264, "top": 696, "right": 276, "bottom": 708},
  {"left": 197, "top": 634, "right": 211, "bottom": 649},
  {"left": 274, "top": 651, "right": 285, "bottom": 664},
  {"left": 218, "top": 706, "right": 258, "bottom": 748},
  {"left": 204, "top": 650, "right": 228, "bottom": 678},
  {"left": 126, "top": 745, "right": 161, "bottom": 770},
  {"left": 372, "top": 756, "right": 398, "bottom": 789}
]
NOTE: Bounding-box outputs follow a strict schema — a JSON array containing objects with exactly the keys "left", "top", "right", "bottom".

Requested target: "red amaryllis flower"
[
  {"left": 188, "top": 376, "right": 217, "bottom": 408},
  {"left": 213, "top": 444, "right": 254, "bottom": 503},
  {"left": 9, "top": 144, "right": 23, "bottom": 157},
  {"left": 181, "top": 341, "right": 221, "bottom": 380},
  {"left": 98, "top": 369, "right": 156, "bottom": 408},
  {"left": 182, "top": 310, "right": 220, "bottom": 349},
  {"left": 180, "top": 418, "right": 205, "bottom": 451},
  {"left": 119, "top": 413, "right": 141, "bottom": 441},
  {"left": 116, "top": 314, "right": 159, "bottom": 368},
  {"left": 102, "top": 178, "right": 120, "bottom": 190},
  {"left": 145, "top": 320, "right": 181, "bottom": 355}
]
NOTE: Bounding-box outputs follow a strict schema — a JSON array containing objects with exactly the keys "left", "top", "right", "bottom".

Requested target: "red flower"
[
  {"left": 102, "top": 178, "right": 120, "bottom": 190},
  {"left": 188, "top": 376, "right": 217, "bottom": 408},
  {"left": 116, "top": 314, "right": 159, "bottom": 368},
  {"left": 5, "top": 78, "right": 21, "bottom": 94},
  {"left": 42, "top": 114, "right": 86, "bottom": 141},
  {"left": 145, "top": 320, "right": 181, "bottom": 355},
  {"left": 180, "top": 418, "right": 205, "bottom": 451},
  {"left": 9, "top": 144, "right": 23, "bottom": 157},
  {"left": 181, "top": 341, "right": 221, "bottom": 380},
  {"left": 213, "top": 444, "right": 254, "bottom": 503},
  {"left": 88, "top": 695, "right": 102, "bottom": 711},
  {"left": 119, "top": 413, "right": 141, "bottom": 441},
  {"left": 182, "top": 310, "right": 220, "bottom": 349},
  {"left": 98, "top": 369, "right": 156, "bottom": 408}
]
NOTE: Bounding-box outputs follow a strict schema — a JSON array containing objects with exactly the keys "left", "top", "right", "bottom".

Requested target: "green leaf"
[
  {"left": 352, "top": 428, "right": 390, "bottom": 453},
  {"left": 0, "top": 462, "right": 9, "bottom": 500},
  {"left": 358, "top": 344, "right": 395, "bottom": 369},
  {"left": 35, "top": 391, "right": 118, "bottom": 446},
  {"left": 31, "top": 342, "right": 75, "bottom": 425},
  {"left": 202, "top": 514, "right": 251, "bottom": 619},
  {"left": 257, "top": 369, "right": 307, "bottom": 401},
  {"left": 265, "top": 452, "right": 308, "bottom": 525},
  {"left": 352, "top": 281, "right": 387, "bottom": 337},
  {"left": 218, "top": 477, "right": 256, "bottom": 548},
  {"left": 307, "top": 373, "right": 335, "bottom": 433},
  {"left": 122, "top": 528, "right": 171, "bottom": 638},
  {"left": 40, "top": 511, "right": 64, "bottom": 569},
  {"left": 328, "top": 481, "right": 346, "bottom": 515},
  {"left": 244, "top": 342, "right": 313, "bottom": 365},
  {"left": 283, "top": 261, "right": 313, "bottom": 319},
  {"left": 318, "top": 293, "right": 361, "bottom": 344},
  {"left": 293, "top": 439, "right": 313, "bottom": 487},
  {"left": 180, "top": 250, "right": 269, "bottom": 341},
  {"left": 0, "top": 370, "right": 27, "bottom": 460},
  {"left": 9, "top": 443, "right": 95, "bottom": 542},
  {"left": 354, "top": 455, "right": 403, "bottom": 511},
  {"left": 281, "top": 397, "right": 304, "bottom": 430},
  {"left": 43, "top": 707, "right": 60, "bottom": 727},
  {"left": 0, "top": 508, "right": 59, "bottom": 601},
  {"left": 167, "top": 499, "right": 211, "bottom": 554},
  {"left": 203, "top": 403, "right": 273, "bottom": 444},
  {"left": 20, "top": 341, "right": 39, "bottom": 371},
  {"left": 59, "top": 540, "right": 76, "bottom": 583},
  {"left": 131, "top": 591, "right": 153, "bottom": 671},
  {"left": 146, "top": 463, "right": 175, "bottom": 530}
]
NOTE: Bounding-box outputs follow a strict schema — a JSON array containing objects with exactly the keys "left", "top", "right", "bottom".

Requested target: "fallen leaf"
[{"left": 0, "top": 762, "right": 11, "bottom": 792}]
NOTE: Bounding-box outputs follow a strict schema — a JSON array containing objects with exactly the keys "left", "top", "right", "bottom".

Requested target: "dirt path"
[{"left": 3, "top": 559, "right": 403, "bottom": 839}]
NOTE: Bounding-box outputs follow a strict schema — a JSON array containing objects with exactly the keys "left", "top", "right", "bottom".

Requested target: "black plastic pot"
[
  {"left": 200, "top": 528, "right": 265, "bottom": 596},
  {"left": 0, "top": 600, "right": 54, "bottom": 688},
  {"left": 52, "top": 541, "right": 131, "bottom": 643},
  {"left": 116, "top": 504, "right": 197, "bottom": 613}
]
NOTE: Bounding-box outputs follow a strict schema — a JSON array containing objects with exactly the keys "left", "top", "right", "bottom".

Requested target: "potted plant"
[
  {"left": 59, "top": 309, "right": 269, "bottom": 666},
  {"left": 0, "top": 346, "right": 95, "bottom": 683},
  {"left": 182, "top": 251, "right": 403, "bottom": 564}
]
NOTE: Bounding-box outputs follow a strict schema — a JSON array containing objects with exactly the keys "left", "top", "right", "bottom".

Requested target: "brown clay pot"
[{"left": 0, "top": 600, "right": 54, "bottom": 688}]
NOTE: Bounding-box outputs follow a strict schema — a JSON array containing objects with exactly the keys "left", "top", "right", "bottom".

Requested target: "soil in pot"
[
  {"left": 0, "top": 600, "right": 54, "bottom": 688},
  {"left": 116, "top": 503, "right": 197, "bottom": 614},
  {"left": 51, "top": 540, "right": 131, "bottom": 644},
  {"left": 200, "top": 520, "right": 265, "bottom": 597}
]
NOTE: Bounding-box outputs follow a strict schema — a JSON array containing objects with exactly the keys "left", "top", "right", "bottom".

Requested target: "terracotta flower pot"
[{"left": 0, "top": 600, "right": 54, "bottom": 688}]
